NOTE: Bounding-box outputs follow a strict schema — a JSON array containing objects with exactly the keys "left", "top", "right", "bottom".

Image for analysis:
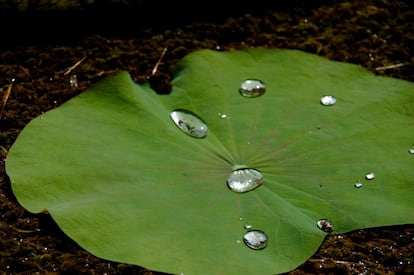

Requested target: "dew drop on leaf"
[
  {"left": 365, "top": 172, "right": 375, "bottom": 180},
  {"left": 227, "top": 168, "right": 263, "bottom": 193},
  {"left": 243, "top": 230, "right": 268, "bottom": 250},
  {"left": 218, "top": 112, "right": 228, "bottom": 119},
  {"left": 408, "top": 147, "right": 414, "bottom": 154},
  {"left": 320, "top": 95, "right": 336, "bottom": 106},
  {"left": 170, "top": 109, "right": 208, "bottom": 138},
  {"left": 239, "top": 79, "right": 266, "bottom": 97},
  {"left": 244, "top": 224, "right": 253, "bottom": 230},
  {"left": 354, "top": 182, "right": 363, "bottom": 188},
  {"left": 317, "top": 219, "right": 334, "bottom": 233}
]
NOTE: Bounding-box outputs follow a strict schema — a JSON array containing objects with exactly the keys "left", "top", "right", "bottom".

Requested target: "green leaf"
[{"left": 6, "top": 48, "right": 414, "bottom": 274}]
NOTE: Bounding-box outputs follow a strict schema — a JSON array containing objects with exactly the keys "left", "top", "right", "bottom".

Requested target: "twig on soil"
[
  {"left": 375, "top": 63, "right": 407, "bottom": 71},
  {"left": 0, "top": 80, "right": 14, "bottom": 120},
  {"left": 308, "top": 258, "right": 368, "bottom": 273},
  {"left": 0, "top": 145, "right": 8, "bottom": 161},
  {"left": 0, "top": 145, "right": 8, "bottom": 154},
  {"left": 63, "top": 55, "right": 88, "bottom": 76},
  {"left": 150, "top": 47, "right": 168, "bottom": 76}
]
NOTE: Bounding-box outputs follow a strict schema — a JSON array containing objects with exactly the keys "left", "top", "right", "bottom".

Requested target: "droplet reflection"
[
  {"left": 170, "top": 109, "right": 208, "bottom": 138},
  {"left": 243, "top": 230, "right": 268, "bottom": 250},
  {"left": 239, "top": 79, "right": 266, "bottom": 97}
]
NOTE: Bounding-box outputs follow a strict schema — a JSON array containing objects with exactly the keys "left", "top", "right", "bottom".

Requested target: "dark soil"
[{"left": 1, "top": 0, "right": 413, "bottom": 274}]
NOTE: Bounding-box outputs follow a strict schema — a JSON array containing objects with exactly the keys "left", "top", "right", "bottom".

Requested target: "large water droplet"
[
  {"left": 408, "top": 147, "right": 414, "bottom": 154},
  {"left": 227, "top": 168, "right": 263, "bottom": 193},
  {"left": 320, "top": 95, "right": 336, "bottom": 106},
  {"left": 317, "top": 219, "right": 333, "bottom": 233},
  {"left": 243, "top": 230, "right": 268, "bottom": 250},
  {"left": 170, "top": 109, "right": 208, "bottom": 138},
  {"left": 239, "top": 79, "right": 266, "bottom": 97},
  {"left": 365, "top": 172, "right": 375, "bottom": 180}
]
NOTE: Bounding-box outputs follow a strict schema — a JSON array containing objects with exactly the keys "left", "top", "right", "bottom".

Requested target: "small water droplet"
[
  {"left": 218, "top": 112, "right": 228, "bottom": 119},
  {"left": 69, "top": 74, "right": 78, "bottom": 88},
  {"left": 239, "top": 79, "right": 266, "bottom": 97},
  {"left": 317, "top": 219, "right": 333, "bottom": 233},
  {"left": 227, "top": 168, "right": 263, "bottom": 193},
  {"left": 368, "top": 53, "right": 375, "bottom": 61},
  {"left": 170, "top": 109, "right": 208, "bottom": 138},
  {"left": 365, "top": 172, "right": 375, "bottom": 180},
  {"left": 243, "top": 230, "right": 268, "bottom": 250},
  {"left": 354, "top": 182, "right": 363, "bottom": 188},
  {"left": 320, "top": 95, "right": 336, "bottom": 106},
  {"left": 244, "top": 224, "right": 253, "bottom": 230},
  {"left": 408, "top": 148, "right": 414, "bottom": 154}
]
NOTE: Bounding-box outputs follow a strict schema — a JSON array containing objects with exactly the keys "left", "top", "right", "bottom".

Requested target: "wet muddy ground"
[{"left": 0, "top": 0, "right": 413, "bottom": 274}]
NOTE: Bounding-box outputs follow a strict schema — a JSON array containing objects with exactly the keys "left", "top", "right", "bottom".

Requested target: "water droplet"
[
  {"left": 218, "top": 112, "right": 228, "bottom": 119},
  {"left": 317, "top": 219, "right": 333, "bottom": 233},
  {"left": 365, "top": 172, "right": 375, "bottom": 180},
  {"left": 408, "top": 148, "right": 414, "bottom": 154},
  {"left": 368, "top": 53, "right": 375, "bottom": 61},
  {"left": 320, "top": 95, "right": 336, "bottom": 106},
  {"left": 227, "top": 168, "right": 263, "bottom": 193},
  {"left": 69, "top": 74, "right": 78, "bottom": 88},
  {"left": 244, "top": 224, "right": 253, "bottom": 230},
  {"left": 354, "top": 182, "right": 363, "bottom": 188},
  {"left": 243, "top": 230, "right": 268, "bottom": 250},
  {"left": 170, "top": 109, "right": 208, "bottom": 138},
  {"left": 239, "top": 79, "right": 266, "bottom": 97}
]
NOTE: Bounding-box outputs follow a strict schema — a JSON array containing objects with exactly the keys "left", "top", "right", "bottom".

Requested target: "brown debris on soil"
[{"left": 0, "top": 0, "right": 413, "bottom": 274}]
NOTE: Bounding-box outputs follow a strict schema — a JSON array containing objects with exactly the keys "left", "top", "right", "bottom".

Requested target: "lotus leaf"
[{"left": 6, "top": 48, "right": 414, "bottom": 274}]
